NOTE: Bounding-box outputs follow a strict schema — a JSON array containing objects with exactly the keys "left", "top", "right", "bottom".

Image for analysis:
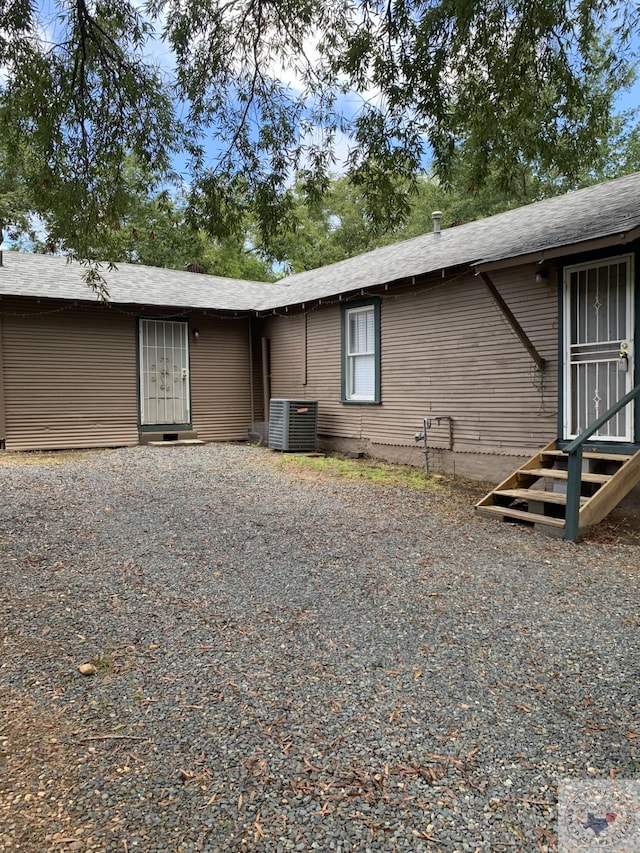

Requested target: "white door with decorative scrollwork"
[
  {"left": 564, "top": 255, "right": 634, "bottom": 442},
  {"left": 139, "top": 319, "right": 191, "bottom": 426}
]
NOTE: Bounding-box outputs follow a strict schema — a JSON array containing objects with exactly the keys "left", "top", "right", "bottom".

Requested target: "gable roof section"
[
  {"left": 1, "top": 171, "right": 640, "bottom": 312},
  {"left": 273, "top": 171, "right": 640, "bottom": 309},
  {"left": 0, "top": 252, "right": 284, "bottom": 311}
]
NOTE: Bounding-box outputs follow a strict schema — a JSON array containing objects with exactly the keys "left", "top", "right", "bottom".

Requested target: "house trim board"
[{"left": 557, "top": 260, "right": 564, "bottom": 443}]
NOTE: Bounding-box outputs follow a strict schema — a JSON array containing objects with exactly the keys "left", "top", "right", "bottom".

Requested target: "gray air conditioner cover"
[{"left": 268, "top": 399, "right": 318, "bottom": 452}]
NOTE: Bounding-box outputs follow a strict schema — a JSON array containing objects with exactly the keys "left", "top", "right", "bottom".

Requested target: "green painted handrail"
[{"left": 564, "top": 381, "right": 640, "bottom": 540}]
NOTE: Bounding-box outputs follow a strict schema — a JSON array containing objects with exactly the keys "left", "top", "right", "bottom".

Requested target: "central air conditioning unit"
[{"left": 268, "top": 399, "right": 318, "bottom": 452}]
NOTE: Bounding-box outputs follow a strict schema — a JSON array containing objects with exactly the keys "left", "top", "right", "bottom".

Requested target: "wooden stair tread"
[
  {"left": 493, "top": 488, "right": 588, "bottom": 506},
  {"left": 476, "top": 505, "right": 565, "bottom": 528},
  {"left": 543, "top": 449, "right": 633, "bottom": 463},
  {"left": 474, "top": 439, "right": 640, "bottom": 539},
  {"left": 519, "top": 467, "right": 611, "bottom": 483}
]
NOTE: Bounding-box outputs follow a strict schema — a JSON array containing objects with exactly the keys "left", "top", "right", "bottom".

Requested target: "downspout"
[
  {"left": 478, "top": 271, "right": 546, "bottom": 372},
  {"left": 302, "top": 312, "right": 308, "bottom": 386},
  {"left": 261, "top": 337, "right": 270, "bottom": 420},
  {"left": 248, "top": 316, "right": 255, "bottom": 424}
]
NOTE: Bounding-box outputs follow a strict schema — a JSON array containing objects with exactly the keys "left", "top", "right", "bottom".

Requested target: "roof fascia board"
[
  {"left": 254, "top": 266, "right": 472, "bottom": 316},
  {"left": 473, "top": 227, "right": 640, "bottom": 274},
  {"left": 0, "top": 292, "right": 252, "bottom": 317}
]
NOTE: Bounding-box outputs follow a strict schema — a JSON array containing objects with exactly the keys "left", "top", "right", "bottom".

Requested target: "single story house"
[{"left": 1, "top": 172, "right": 640, "bottom": 533}]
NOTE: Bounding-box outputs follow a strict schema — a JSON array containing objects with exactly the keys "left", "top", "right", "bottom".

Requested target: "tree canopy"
[
  {"left": 1, "top": 0, "right": 639, "bottom": 262},
  {"left": 265, "top": 102, "right": 640, "bottom": 274}
]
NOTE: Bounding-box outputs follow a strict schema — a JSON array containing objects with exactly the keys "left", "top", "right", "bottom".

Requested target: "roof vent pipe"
[{"left": 432, "top": 211, "right": 442, "bottom": 236}]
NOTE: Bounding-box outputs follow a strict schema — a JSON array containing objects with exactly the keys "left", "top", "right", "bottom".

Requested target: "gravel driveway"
[{"left": 1, "top": 444, "right": 638, "bottom": 853}]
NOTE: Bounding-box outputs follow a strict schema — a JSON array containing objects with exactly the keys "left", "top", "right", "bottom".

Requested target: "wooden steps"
[
  {"left": 544, "top": 449, "right": 631, "bottom": 463},
  {"left": 475, "top": 440, "right": 640, "bottom": 538},
  {"left": 476, "top": 505, "right": 565, "bottom": 528},
  {"left": 492, "top": 488, "right": 588, "bottom": 506},
  {"left": 520, "top": 468, "right": 611, "bottom": 484}
]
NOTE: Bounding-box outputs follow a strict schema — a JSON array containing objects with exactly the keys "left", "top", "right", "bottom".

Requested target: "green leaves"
[
  {"left": 1, "top": 0, "right": 638, "bottom": 265},
  {"left": 1, "top": 0, "right": 177, "bottom": 258}
]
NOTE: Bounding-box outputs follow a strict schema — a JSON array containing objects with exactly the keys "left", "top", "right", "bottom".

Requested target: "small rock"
[{"left": 78, "top": 663, "right": 97, "bottom": 676}]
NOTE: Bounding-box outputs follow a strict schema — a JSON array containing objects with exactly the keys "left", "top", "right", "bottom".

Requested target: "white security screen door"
[
  {"left": 139, "top": 320, "right": 191, "bottom": 425},
  {"left": 564, "top": 255, "right": 634, "bottom": 441}
]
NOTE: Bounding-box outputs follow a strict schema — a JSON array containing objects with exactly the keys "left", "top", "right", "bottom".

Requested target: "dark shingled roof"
[
  {"left": 2, "top": 171, "right": 639, "bottom": 311},
  {"left": 0, "top": 252, "right": 283, "bottom": 311},
  {"left": 274, "top": 171, "right": 640, "bottom": 308}
]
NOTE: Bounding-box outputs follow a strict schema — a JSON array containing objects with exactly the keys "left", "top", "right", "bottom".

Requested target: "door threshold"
[{"left": 147, "top": 439, "right": 205, "bottom": 446}]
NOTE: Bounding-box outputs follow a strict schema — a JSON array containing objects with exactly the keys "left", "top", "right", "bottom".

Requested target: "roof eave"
[
  {"left": 0, "top": 290, "right": 255, "bottom": 315},
  {"left": 473, "top": 226, "right": 640, "bottom": 274},
  {"left": 253, "top": 264, "right": 474, "bottom": 315}
]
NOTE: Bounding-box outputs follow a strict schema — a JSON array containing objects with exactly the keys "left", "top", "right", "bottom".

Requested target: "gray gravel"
[{"left": 0, "top": 444, "right": 638, "bottom": 853}]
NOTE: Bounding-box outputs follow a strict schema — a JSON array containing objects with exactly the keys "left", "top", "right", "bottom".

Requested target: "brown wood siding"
[
  {"left": 307, "top": 306, "right": 363, "bottom": 439},
  {"left": 189, "top": 313, "right": 253, "bottom": 441},
  {"left": 263, "top": 313, "right": 308, "bottom": 422},
  {"left": 261, "top": 265, "right": 559, "bottom": 458},
  {"left": 0, "top": 314, "right": 6, "bottom": 443},
  {"left": 1, "top": 301, "right": 254, "bottom": 450},
  {"left": 1, "top": 300, "right": 138, "bottom": 451}
]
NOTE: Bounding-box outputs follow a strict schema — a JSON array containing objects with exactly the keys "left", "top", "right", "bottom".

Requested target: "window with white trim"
[{"left": 341, "top": 300, "right": 380, "bottom": 403}]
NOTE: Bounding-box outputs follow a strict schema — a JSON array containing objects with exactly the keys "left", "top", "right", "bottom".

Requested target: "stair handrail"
[{"left": 564, "top": 381, "right": 640, "bottom": 540}]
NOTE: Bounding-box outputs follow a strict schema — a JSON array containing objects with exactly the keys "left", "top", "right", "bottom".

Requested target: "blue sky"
[{"left": 13, "top": 2, "right": 640, "bottom": 198}]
